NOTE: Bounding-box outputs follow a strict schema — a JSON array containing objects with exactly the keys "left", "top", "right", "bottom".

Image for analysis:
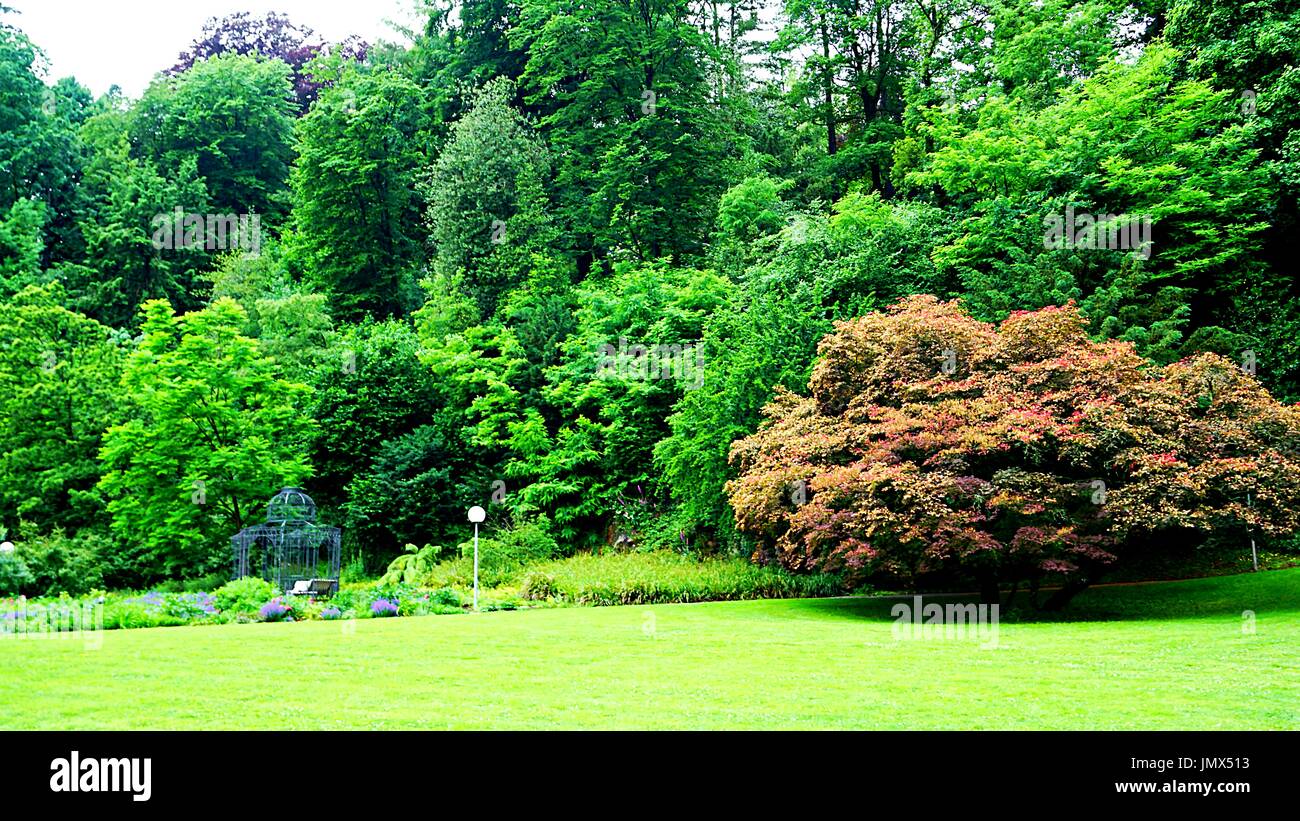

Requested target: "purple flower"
[
  {"left": 186, "top": 592, "right": 218, "bottom": 615},
  {"left": 370, "top": 598, "right": 399, "bottom": 617},
  {"left": 259, "top": 597, "right": 294, "bottom": 622},
  {"left": 126, "top": 590, "right": 167, "bottom": 614},
  {"left": 319, "top": 607, "right": 342, "bottom": 620}
]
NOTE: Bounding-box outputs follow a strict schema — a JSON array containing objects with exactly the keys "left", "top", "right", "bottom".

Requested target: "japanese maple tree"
[{"left": 727, "top": 296, "right": 1300, "bottom": 608}]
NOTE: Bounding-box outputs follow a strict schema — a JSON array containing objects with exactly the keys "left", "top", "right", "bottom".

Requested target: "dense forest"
[{"left": 2, "top": 0, "right": 1298, "bottom": 595}]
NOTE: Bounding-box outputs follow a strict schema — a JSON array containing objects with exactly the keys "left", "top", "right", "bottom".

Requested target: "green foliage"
[
  {"left": 0, "top": 24, "right": 87, "bottom": 269},
  {"left": 515, "top": 551, "right": 846, "bottom": 605},
  {"left": 0, "top": 553, "right": 34, "bottom": 595},
  {"left": 132, "top": 53, "right": 296, "bottom": 221},
  {"left": 0, "top": 284, "right": 124, "bottom": 538},
  {"left": 0, "top": 199, "right": 46, "bottom": 290},
  {"left": 658, "top": 194, "right": 957, "bottom": 546},
  {"left": 307, "top": 318, "right": 486, "bottom": 561},
  {"left": 97, "top": 298, "right": 312, "bottom": 579},
  {"left": 424, "top": 77, "right": 554, "bottom": 318},
  {"left": 12, "top": 528, "right": 110, "bottom": 595},
  {"left": 456, "top": 517, "right": 561, "bottom": 584},
  {"left": 379, "top": 543, "right": 448, "bottom": 586},
  {"left": 344, "top": 414, "right": 487, "bottom": 562},
  {"left": 513, "top": 0, "right": 741, "bottom": 259},
  {"left": 212, "top": 576, "right": 277, "bottom": 616},
  {"left": 203, "top": 246, "right": 335, "bottom": 379},
  {"left": 493, "top": 260, "right": 732, "bottom": 545},
  {"left": 339, "top": 554, "right": 369, "bottom": 583},
  {"left": 290, "top": 64, "right": 430, "bottom": 320},
  {"left": 717, "top": 176, "right": 786, "bottom": 242},
  {"left": 66, "top": 107, "right": 212, "bottom": 325},
  {"left": 5, "top": 0, "right": 1300, "bottom": 590}
]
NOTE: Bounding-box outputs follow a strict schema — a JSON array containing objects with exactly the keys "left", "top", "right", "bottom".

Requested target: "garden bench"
[{"left": 288, "top": 578, "right": 338, "bottom": 598}]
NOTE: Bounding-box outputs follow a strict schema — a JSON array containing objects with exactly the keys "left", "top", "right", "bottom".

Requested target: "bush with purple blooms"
[
  {"left": 166, "top": 591, "right": 218, "bottom": 620},
  {"left": 259, "top": 597, "right": 294, "bottom": 622},
  {"left": 369, "top": 598, "right": 399, "bottom": 617},
  {"left": 107, "top": 589, "right": 219, "bottom": 628},
  {"left": 319, "top": 606, "right": 342, "bottom": 620},
  {"left": 213, "top": 577, "right": 278, "bottom": 617}
]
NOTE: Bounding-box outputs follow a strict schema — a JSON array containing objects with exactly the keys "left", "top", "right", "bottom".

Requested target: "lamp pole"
[{"left": 468, "top": 506, "right": 486, "bottom": 610}]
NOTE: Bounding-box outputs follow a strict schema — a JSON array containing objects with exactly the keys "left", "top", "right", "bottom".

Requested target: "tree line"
[{"left": 0, "top": 1, "right": 1296, "bottom": 594}]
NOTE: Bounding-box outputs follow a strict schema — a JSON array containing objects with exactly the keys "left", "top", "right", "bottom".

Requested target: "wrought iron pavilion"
[{"left": 231, "top": 488, "right": 341, "bottom": 594}]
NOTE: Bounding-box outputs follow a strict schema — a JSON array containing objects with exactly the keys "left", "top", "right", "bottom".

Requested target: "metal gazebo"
[{"left": 231, "top": 488, "right": 341, "bottom": 596}]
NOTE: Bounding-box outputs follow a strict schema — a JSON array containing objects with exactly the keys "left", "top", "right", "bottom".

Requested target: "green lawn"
[{"left": 2, "top": 568, "right": 1298, "bottom": 729}]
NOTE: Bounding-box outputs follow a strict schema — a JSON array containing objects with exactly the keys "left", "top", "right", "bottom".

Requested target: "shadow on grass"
[{"left": 786, "top": 566, "right": 1300, "bottom": 625}]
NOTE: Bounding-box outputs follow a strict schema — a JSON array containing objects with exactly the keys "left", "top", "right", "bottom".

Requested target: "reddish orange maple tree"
[{"left": 727, "top": 296, "right": 1300, "bottom": 608}]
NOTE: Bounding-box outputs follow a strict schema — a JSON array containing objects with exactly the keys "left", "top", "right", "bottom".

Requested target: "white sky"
[{"left": 6, "top": 0, "right": 423, "bottom": 98}]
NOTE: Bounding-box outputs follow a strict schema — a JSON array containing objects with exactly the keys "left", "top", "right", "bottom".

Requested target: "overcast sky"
[{"left": 6, "top": 0, "right": 422, "bottom": 97}]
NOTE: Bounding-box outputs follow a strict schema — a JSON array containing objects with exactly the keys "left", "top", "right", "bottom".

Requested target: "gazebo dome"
[{"left": 266, "top": 487, "right": 317, "bottom": 524}]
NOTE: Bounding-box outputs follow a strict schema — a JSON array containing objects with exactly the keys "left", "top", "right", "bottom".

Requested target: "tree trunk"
[
  {"left": 820, "top": 17, "right": 837, "bottom": 155},
  {"left": 979, "top": 574, "right": 999, "bottom": 606},
  {"left": 1041, "top": 579, "right": 1090, "bottom": 611}
]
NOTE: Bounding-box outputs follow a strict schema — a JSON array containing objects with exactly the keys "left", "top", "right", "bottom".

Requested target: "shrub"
[
  {"left": 183, "top": 572, "right": 230, "bottom": 593},
  {"left": 380, "top": 543, "right": 447, "bottom": 586},
  {"left": 14, "top": 529, "right": 108, "bottom": 595},
  {"left": 162, "top": 591, "right": 217, "bottom": 620},
  {"left": 102, "top": 590, "right": 218, "bottom": 627},
  {"left": 370, "top": 598, "right": 399, "bottom": 617},
  {"left": 428, "top": 587, "right": 461, "bottom": 608},
  {"left": 366, "top": 581, "right": 418, "bottom": 604},
  {"left": 516, "top": 552, "right": 844, "bottom": 605},
  {"left": 340, "top": 554, "right": 369, "bottom": 583},
  {"left": 329, "top": 587, "right": 362, "bottom": 613},
  {"left": 727, "top": 296, "right": 1300, "bottom": 608},
  {"left": 418, "top": 556, "right": 476, "bottom": 589},
  {"left": 103, "top": 600, "right": 168, "bottom": 630},
  {"left": 259, "top": 597, "right": 294, "bottom": 622},
  {"left": 455, "top": 517, "right": 561, "bottom": 585},
  {"left": 0, "top": 554, "right": 35, "bottom": 596},
  {"left": 213, "top": 577, "right": 277, "bottom": 616},
  {"left": 518, "top": 570, "right": 559, "bottom": 601},
  {"left": 105, "top": 593, "right": 193, "bottom": 629},
  {"left": 398, "top": 594, "right": 426, "bottom": 616},
  {"left": 319, "top": 606, "right": 342, "bottom": 620}
]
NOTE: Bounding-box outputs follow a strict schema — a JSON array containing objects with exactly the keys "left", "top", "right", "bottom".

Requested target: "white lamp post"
[
  {"left": 468, "top": 506, "right": 486, "bottom": 610},
  {"left": 0, "top": 541, "right": 13, "bottom": 555}
]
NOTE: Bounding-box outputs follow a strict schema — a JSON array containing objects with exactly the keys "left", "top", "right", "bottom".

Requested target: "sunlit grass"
[{"left": 1, "top": 568, "right": 1296, "bottom": 729}]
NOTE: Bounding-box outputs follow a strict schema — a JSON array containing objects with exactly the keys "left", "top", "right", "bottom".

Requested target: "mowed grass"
[{"left": 2, "top": 568, "right": 1298, "bottom": 729}]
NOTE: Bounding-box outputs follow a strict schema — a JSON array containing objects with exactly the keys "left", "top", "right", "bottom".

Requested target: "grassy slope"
[{"left": 1, "top": 568, "right": 1297, "bottom": 730}]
